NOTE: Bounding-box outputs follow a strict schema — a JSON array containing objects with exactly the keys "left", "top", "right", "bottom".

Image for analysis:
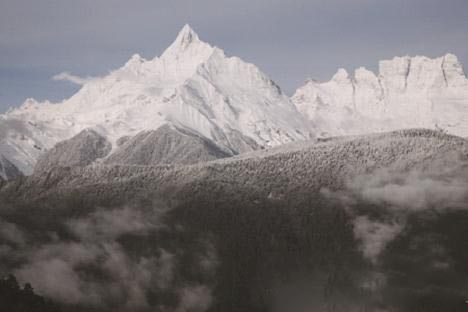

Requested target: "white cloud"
[
  {"left": 325, "top": 151, "right": 468, "bottom": 263},
  {"left": 52, "top": 72, "right": 95, "bottom": 85}
]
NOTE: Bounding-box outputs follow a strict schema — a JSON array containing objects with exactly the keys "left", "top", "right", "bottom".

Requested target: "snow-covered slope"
[
  {"left": 0, "top": 25, "right": 312, "bottom": 176},
  {"left": 3, "top": 129, "right": 466, "bottom": 202},
  {"left": 34, "top": 129, "right": 112, "bottom": 174},
  {"left": 104, "top": 124, "right": 232, "bottom": 166},
  {"left": 292, "top": 54, "right": 468, "bottom": 137}
]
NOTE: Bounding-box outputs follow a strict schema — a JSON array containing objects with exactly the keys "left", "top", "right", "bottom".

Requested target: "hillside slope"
[
  {"left": 34, "top": 129, "right": 112, "bottom": 173},
  {"left": 2, "top": 129, "right": 466, "bottom": 204},
  {"left": 104, "top": 124, "right": 232, "bottom": 166},
  {"left": 0, "top": 129, "right": 467, "bottom": 312}
]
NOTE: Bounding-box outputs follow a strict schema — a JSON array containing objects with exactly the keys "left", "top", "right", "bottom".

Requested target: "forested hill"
[
  {"left": 0, "top": 274, "right": 61, "bottom": 312},
  {"left": 0, "top": 129, "right": 466, "bottom": 206},
  {"left": 0, "top": 129, "right": 467, "bottom": 312}
]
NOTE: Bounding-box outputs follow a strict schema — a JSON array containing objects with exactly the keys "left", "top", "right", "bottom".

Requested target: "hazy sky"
[{"left": 0, "top": 0, "right": 467, "bottom": 112}]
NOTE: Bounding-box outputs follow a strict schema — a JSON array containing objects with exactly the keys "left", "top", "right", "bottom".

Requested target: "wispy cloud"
[
  {"left": 52, "top": 72, "right": 96, "bottom": 85},
  {"left": 353, "top": 216, "right": 403, "bottom": 264},
  {"left": 347, "top": 152, "right": 468, "bottom": 212}
]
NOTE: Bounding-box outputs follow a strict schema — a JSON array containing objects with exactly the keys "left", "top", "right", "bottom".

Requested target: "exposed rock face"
[
  {"left": 105, "top": 125, "right": 231, "bottom": 166},
  {"left": 0, "top": 154, "right": 22, "bottom": 181},
  {"left": 34, "top": 129, "right": 111, "bottom": 173},
  {"left": 293, "top": 54, "right": 468, "bottom": 137}
]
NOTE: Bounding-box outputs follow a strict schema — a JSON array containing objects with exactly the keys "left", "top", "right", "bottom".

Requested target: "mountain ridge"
[
  {"left": 2, "top": 128, "right": 466, "bottom": 204},
  {"left": 0, "top": 25, "right": 311, "bottom": 176},
  {"left": 292, "top": 53, "right": 468, "bottom": 137},
  {"left": 0, "top": 25, "right": 467, "bottom": 178}
]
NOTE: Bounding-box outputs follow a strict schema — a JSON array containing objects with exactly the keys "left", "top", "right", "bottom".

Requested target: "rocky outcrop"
[{"left": 0, "top": 155, "right": 22, "bottom": 181}]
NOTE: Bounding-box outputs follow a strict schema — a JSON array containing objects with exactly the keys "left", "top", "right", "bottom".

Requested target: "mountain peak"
[
  {"left": 157, "top": 24, "right": 215, "bottom": 82},
  {"left": 123, "top": 54, "right": 145, "bottom": 68},
  {"left": 292, "top": 53, "right": 468, "bottom": 138},
  {"left": 162, "top": 24, "right": 204, "bottom": 56},
  {"left": 178, "top": 24, "right": 198, "bottom": 42},
  {"left": 331, "top": 68, "right": 350, "bottom": 83}
]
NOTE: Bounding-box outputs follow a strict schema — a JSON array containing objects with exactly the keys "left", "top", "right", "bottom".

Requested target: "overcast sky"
[{"left": 0, "top": 0, "right": 467, "bottom": 112}]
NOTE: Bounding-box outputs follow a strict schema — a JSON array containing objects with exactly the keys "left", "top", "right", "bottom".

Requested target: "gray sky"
[{"left": 0, "top": 0, "right": 467, "bottom": 112}]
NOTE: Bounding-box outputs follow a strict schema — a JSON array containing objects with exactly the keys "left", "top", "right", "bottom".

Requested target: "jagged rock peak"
[
  {"left": 292, "top": 53, "right": 468, "bottom": 138},
  {"left": 175, "top": 24, "right": 200, "bottom": 47},
  {"left": 442, "top": 53, "right": 467, "bottom": 87},
  {"left": 161, "top": 24, "right": 212, "bottom": 58},
  {"left": 331, "top": 68, "right": 351, "bottom": 82},
  {"left": 302, "top": 54, "right": 466, "bottom": 90},
  {"left": 124, "top": 54, "right": 145, "bottom": 66},
  {"left": 378, "top": 53, "right": 467, "bottom": 89}
]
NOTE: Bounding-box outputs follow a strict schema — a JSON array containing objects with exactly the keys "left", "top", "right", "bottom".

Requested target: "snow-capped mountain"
[
  {"left": 0, "top": 25, "right": 312, "bottom": 175},
  {"left": 1, "top": 25, "right": 467, "bottom": 179},
  {"left": 292, "top": 54, "right": 468, "bottom": 137}
]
